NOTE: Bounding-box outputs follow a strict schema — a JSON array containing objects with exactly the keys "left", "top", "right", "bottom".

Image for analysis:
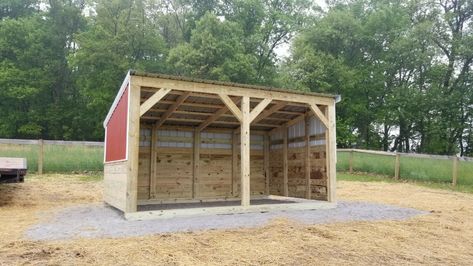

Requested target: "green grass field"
[
  {"left": 0, "top": 143, "right": 103, "bottom": 173},
  {"left": 337, "top": 151, "right": 473, "bottom": 186}
]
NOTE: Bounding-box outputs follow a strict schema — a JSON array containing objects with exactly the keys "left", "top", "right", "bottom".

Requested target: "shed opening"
[{"left": 103, "top": 71, "right": 338, "bottom": 220}]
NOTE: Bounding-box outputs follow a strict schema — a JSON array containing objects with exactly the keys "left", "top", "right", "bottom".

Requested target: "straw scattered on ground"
[{"left": 1, "top": 174, "right": 473, "bottom": 265}]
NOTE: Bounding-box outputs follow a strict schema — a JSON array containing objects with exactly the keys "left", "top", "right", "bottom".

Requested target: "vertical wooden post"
[
  {"left": 149, "top": 123, "right": 158, "bottom": 199},
  {"left": 394, "top": 153, "right": 400, "bottom": 179},
  {"left": 193, "top": 129, "right": 200, "bottom": 199},
  {"left": 126, "top": 83, "right": 141, "bottom": 213},
  {"left": 326, "top": 104, "right": 337, "bottom": 202},
  {"left": 452, "top": 156, "right": 458, "bottom": 186},
  {"left": 240, "top": 96, "right": 250, "bottom": 206},
  {"left": 38, "top": 139, "right": 44, "bottom": 175},
  {"left": 349, "top": 150, "right": 353, "bottom": 174},
  {"left": 283, "top": 125, "right": 289, "bottom": 197},
  {"left": 305, "top": 114, "right": 311, "bottom": 199},
  {"left": 232, "top": 130, "right": 239, "bottom": 197},
  {"left": 264, "top": 134, "right": 270, "bottom": 195}
]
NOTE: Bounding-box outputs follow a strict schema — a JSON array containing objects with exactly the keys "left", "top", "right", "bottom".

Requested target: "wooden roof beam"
[
  {"left": 219, "top": 94, "right": 242, "bottom": 121},
  {"left": 269, "top": 113, "right": 306, "bottom": 134},
  {"left": 149, "top": 108, "right": 291, "bottom": 122},
  {"left": 141, "top": 116, "right": 279, "bottom": 128},
  {"left": 249, "top": 99, "right": 272, "bottom": 122},
  {"left": 252, "top": 101, "right": 286, "bottom": 124},
  {"left": 308, "top": 103, "right": 329, "bottom": 128},
  {"left": 196, "top": 96, "right": 241, "bottom": 131},
  {"left": 140, "top": 88, "right": 171, "bottom": 116},
  {"left": 156, "top": 91, "right": 191, "bottom": 128}
]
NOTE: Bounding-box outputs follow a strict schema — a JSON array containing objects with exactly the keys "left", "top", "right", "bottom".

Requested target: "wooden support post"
[
  {"left": 394, "top": 153, "right": 400, "bottom": 179},
  {"left": 126, "top": 83, "right": 141, "bottom": 213},
  {"left": 305, "top": 115, "right": 311, "bottom": 199},
  {"left": 232, "top": 130, "right": 238, "bottom": 197},
  {"left": 452, "top": 156, "right": 458, "bottom": 186},
  {"left": 283, "top": 125, "right": 289, "bottom": 197},
  {"left": 326, "top": 104, "right": 337, "bottom": 202},
  {"left": 349, "top": 150, "right": 353, "bottom": 174},
  {"left": 264, "top": 134, "right": 270, "bottom": 195},
  {"left": 193, "top": 129, "right": 200, "bottom": 199},
  {"left": 240, "top": 96, "right": 250, "bottom": 206},
  {"left": 149, "top": 123, "right": 158, "bottom": 199},
  {"left": 38, "top": 139, "right": 44, "bottom": 175}
]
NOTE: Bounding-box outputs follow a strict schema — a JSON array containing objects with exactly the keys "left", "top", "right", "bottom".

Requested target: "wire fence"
[
  {"left": 1, "top": 138, "right": 472, "bottom": 187},
  {"left": 0, "top": 139, "right": 103, "bottom": 173},
  {"left": 337, "top": 149, "right": 473, "bottom": 186}
]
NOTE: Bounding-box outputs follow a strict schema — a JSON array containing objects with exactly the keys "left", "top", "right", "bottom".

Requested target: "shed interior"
[{"left": 137, "top": 89, "right": 329, "bottom": 205}]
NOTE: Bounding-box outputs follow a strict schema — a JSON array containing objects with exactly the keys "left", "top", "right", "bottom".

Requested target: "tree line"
[{"left": 0, "top": 0, "right": 471, "bottom": 156}]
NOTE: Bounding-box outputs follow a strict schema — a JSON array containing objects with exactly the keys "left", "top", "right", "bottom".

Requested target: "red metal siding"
[{"left": 105, "top": 86, "right": 129, "bottom": 162}]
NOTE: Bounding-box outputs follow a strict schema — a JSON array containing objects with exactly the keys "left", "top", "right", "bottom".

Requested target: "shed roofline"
[
  {"left": 130, "top": 70, "right": 338, "bottom": 100},
  {"left": 103, "top": 71, "right": 131, "bottom": 128}
]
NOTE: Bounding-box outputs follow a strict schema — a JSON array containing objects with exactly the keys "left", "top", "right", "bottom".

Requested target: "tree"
[
  {"left": 167, "top": 12, "right": 258, "bottom": 83},
  {"left": 71, "top": 0, "right": 167, "bottom": 139}
]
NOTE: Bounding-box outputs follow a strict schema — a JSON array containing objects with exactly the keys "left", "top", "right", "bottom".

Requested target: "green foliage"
[
  {"left": 285, "top": 0, "right": 473, "bottom": 155},
  {"left": 167, "top": 13, "right": 257, "bottom": 82},
  {"left": 0, "top": 0, "right": 471, "bottom": 157}
]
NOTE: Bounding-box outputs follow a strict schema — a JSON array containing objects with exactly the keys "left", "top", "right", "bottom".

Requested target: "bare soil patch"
[{"left": 1, "top": 175, "right": 473, "bottom": 265}]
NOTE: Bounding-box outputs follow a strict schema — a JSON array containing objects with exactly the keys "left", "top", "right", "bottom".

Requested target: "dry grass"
[{"left": 1, "top": 175, "right": 473, "bottom": 265}]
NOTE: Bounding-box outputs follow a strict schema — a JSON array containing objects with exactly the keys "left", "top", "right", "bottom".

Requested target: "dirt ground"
[{"left": 1, "top": 174, "right": 473, "bottom": 265}]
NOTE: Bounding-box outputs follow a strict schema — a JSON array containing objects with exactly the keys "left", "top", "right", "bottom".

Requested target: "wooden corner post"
[
  {"left": 326, "top": 103, "right": 337, "bottom": 202},
  {"left": 240, "top": 96, "right": 250, "bottom": 206},
  {"left": 126, "top": 82, "right": 141, "bottom": 213}
]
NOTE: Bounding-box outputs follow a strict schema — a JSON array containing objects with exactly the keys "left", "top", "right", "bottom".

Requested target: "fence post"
[
  {"left": 394, "top": 153, "right": 400, "bottom": 179},
  {"left": 349, "top": 150, "right": 353, "bottom": 173},
  {"left": 38, "top": 139, "right": 44, "bottom": 175},
  {"left": 452, "top": 156, "right": 458, "bottom": 186}
]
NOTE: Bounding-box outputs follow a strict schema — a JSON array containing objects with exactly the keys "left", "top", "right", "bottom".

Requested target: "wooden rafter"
[
  {"left": 140, "top": 88, "right": 171, "bottom": 116},
  {"left": 197, "top": 97, "right": 242, "bottom": 131},
  {"left": 308, "top": 103, "right": 329, "bottom": 128},
  {"left": 269, "top": 113, "right": 306, "bottom": 134},
  {"left": 249, "top": 98, "right": 272, "bottom": 122},
  {"left": 218, "top": 94, "right": 242, "bottom": 121},
  {"left": 149, "top": 108, "right": 290, "bottom": 122},
  {"left": 142, "top": 116, "right": 279, "bottom": 128},
  {"left": 156, "top": 91, "right": 191, "bottom": 127},
  {"left": 252, "top": 101, "right": 286, "bottom": 124}
]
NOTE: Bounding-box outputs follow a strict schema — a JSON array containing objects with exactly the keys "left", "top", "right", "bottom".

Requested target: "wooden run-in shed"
[{"left": 103, "top": 71, "right": 339, "bottom": 220}]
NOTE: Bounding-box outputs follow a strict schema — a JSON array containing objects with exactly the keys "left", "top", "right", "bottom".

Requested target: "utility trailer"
[{"left": 0, "top": 157, "right": 27, "bottom": 183}]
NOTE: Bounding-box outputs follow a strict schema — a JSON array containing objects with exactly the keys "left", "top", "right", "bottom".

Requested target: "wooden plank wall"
[
  {"left": 103, "top": 161, "right": 128, "bottom": 211},
  {"left": 137, "top": 126, "right": 265, "bottom": 201},
  {"left": 137, "top": 127, "right": 152, "bottom": 200},
  {"left": 233, "top": 134, "right": 266, "bottom": 197},
  {"left": 269, "top": 117, "right": 328, "bottom": 200}
]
